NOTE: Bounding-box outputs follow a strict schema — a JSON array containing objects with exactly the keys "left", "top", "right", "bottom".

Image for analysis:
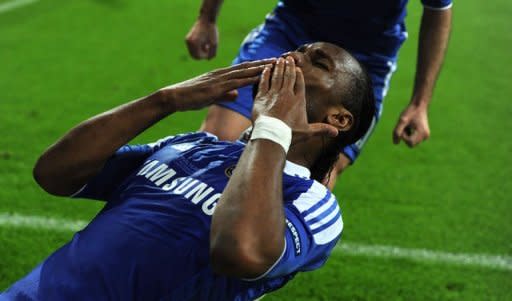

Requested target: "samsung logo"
[{"left": 136, "top": 160, "right": 220, "bottom": 216}]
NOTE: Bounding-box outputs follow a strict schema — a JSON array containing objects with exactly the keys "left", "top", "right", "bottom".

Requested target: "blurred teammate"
[
  {"left": 1, "top": 42, "right": 374, "bottom": 300},
  {"left": 186, "top": 0, "right": 452, "bottom": 188}
]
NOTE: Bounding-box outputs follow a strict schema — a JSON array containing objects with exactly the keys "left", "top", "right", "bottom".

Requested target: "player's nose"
[{"left": 280, "top": 51, "right": 305, "bottom": 67}]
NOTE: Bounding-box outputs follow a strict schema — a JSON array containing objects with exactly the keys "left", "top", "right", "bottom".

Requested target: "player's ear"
[{"left": 325, "top": 106, "right": 353, "bottom": 132}]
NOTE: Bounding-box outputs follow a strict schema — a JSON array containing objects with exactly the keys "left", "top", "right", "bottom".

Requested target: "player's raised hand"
[
  {"left": 253, "top": 57, "right": 338, "bottom": 142},
  {"left": 161, "top": 58, "right": 276, "bottom": 112},
  {"left": 393, "top": 103, "right": 431, "bottom": 147},
  {"left": 185, "top": 18, "right": 218, "bottom": 60}
]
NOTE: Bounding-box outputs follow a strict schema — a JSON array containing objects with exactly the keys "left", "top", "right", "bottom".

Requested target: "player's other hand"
[
  {"left": 160, "top": 59, "right": 275, "bottom": 112},
  {"left": 253, "top": 57, "right": 338, "bottom": 142},
  {"left": 393, "top": 103, "right": 431, "bottom": 147},
  {"left": 185, "top": 18, "right": 218, "bottom": 60}
]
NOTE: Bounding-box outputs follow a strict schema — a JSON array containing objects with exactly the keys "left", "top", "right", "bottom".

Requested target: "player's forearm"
[
  {"left": 210, "top": 140, "right": 286, "bottom": 278},
  {"left": 34, "top": 90, "right": 175, "bottom": 196},
  {"left": 411, "top": 7, "right": 452, "bottom": 107},
  {"left": 34, "top": 60, "right": 268, "bottom": 196},
  {"left": 198, "top": 0, "right": 224, "bottom": 23}
]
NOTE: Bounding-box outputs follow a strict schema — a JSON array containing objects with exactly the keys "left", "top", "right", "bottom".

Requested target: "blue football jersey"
[
  {"left": 276, "top": 0, "right": 453, "bottom": 58},
  {"left": 1, "top": 132, "right": 343, "bottom": 301}
]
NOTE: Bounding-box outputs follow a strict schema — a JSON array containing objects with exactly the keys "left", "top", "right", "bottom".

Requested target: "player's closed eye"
[
  {"left": 311, "top": 48, "right": 332, "bottom": 71},
  {"left": 313, "top": 59, "right": 329, "bottom": 70}
]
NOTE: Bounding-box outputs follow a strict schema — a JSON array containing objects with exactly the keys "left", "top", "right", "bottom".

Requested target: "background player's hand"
[
  {"left": 393, "top": 103, "right": 431, "bottom": 147},
  {"left": 253, "top": 57, "right": 338, "bottom": 142},
  {"left": 185, "top": 18, "right": 218, "bottom": 60},
  {"left": 161, "top": 59, "right": 275, "bottom": 112}
]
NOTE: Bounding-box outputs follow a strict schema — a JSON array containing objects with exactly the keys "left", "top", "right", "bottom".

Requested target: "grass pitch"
[{"left": 0, "top": 0, "right": 511, "bottom": 300}]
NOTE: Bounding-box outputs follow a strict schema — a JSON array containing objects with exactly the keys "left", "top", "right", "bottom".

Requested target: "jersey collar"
[
  {"left": 284, "top": 160, "right": 311, "bottom": 179},
  {"left": 237, "top": 135, "right": 311, "bottom": 179}
]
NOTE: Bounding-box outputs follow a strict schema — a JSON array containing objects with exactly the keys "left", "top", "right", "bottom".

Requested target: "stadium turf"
[{"left": 0, "top": 0, "right": 511, "bottom": 299}]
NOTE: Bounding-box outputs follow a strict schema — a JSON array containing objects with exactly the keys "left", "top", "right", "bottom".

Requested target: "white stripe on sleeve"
[
  {"left": 309, "top": 205, "right": 340, "bottom": 231},
  {"left": 292, "top": 181, "right": 327, "bottom": 213},
  {"left": 313, "top": 216, "right": 344, "bottom": 245},
  {"left": 304, "top": 195, "right": 337, "bottom": 222},
  {"left": 292, "top": 181, "right": 343, "bottom": 245}
]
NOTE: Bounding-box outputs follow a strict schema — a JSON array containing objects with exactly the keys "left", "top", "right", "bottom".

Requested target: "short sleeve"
[
  {"left": 72, "top": 136, "right": 178, "bottom": 201},
  {"left": 421, "top": 0, "right": 452, "bottom": 10},
  {"left": 252, "top": 181, "right": 343, "bottom": 280}
]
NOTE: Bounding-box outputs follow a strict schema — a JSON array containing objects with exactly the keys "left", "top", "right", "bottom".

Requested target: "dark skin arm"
[
  {"left": 185, "top": 0, "right": 224, "bottom": 59},
  {"left": 33, "top": 92, "right": 172, "bottom": 196},
  {"left": 33, "top": 59, "right": 274, "bottom": 196},
  {"left": 210, "top": 57, "right": 337, "bottom": 278},
  {"left": 210, "top": 139, "right": 287, "bottom": 278},
  {"left": 393, "top": 6, "right": 452, "bottom": 147},
  {"left": 197, "top": 0, "right": 223, "bottom": 22}
]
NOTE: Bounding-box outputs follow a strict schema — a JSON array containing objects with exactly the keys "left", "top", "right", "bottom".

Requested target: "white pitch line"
[
  {"left": 1, "top": 212, "right": 511, "bottom": 271},
  {"left": 0, "top": 212, "right": 86, "bottom": 232},
  {"left": 336, "top": 242, "right": 512, "bottom": 271},
  {"left": 0, "top": 0, "right": 39, "bottom": 14}
]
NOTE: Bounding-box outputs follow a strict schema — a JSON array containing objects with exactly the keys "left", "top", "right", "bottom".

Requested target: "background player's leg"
[
  {"left": 326, "top": 59, "right": 397, "bottom": 190},
  {"left": 200, "top": 13, "right": 311, "bottom": 141},
  {"left": 200, "top": 105, "right": 252, "bottom": 140}
]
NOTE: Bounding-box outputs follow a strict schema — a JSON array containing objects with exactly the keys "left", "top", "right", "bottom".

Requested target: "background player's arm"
[
  {"left": 393, "top": 6, "right": 452, "bottom": 147},
  {"left": 185, "top": 0, "right": 224, "bottom": 60},
  {"left": 210, "top": 58, "right": 337, "bottom": 278},
  {"left": 33, "top": 60, "right": 273, "bottom": 196}
]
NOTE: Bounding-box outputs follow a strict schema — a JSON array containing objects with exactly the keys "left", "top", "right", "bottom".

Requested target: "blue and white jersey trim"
[
  {"left": 423, "top": 3, "right": 452, "bottom": 10},
  {"left": 421, "top": 0, "right": 453, "bottom": 10},
  {"left": 308, "top": 200, "right": 340, "bottom": 231},
  {"left": 292, "top": 182, "right": 343, "bottom": 245}
]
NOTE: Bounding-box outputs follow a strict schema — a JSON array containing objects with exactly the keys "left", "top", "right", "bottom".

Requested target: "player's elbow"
[
  {"left": 33, "top": 155, "right": 70, "bottom": 196},
  {"left": 209, "top": 237, "right": 283, "bottom": 279},
  {"left": 33, "top": 156, "right": 57, "bottom": 195}
]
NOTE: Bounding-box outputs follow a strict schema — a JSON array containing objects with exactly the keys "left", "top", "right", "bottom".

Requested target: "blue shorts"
[{"left": 218, "top": 10, "right": 399, "bottom": 163}]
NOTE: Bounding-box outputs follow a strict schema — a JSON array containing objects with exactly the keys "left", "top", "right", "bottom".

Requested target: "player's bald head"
[
  {"left": 281, "top": 42, "right": 375, "bottom": 180},
  {"left": 252, "top": 42, "right": 374, "bottom": 146}
]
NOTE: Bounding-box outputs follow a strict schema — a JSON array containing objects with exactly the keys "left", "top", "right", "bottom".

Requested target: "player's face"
[{"left": 282, "top": 42, "right": 353, "bottom": 122}]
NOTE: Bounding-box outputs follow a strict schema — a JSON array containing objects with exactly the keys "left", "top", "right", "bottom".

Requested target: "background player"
[
  {"left": 186, "top": 0, "right": 452, "bottom": 188},
  {"left": 1, "top": 43, "right": 374, "bottom": 300}
]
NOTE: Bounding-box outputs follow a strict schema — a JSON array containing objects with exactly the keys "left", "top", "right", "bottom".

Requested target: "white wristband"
[{"left": 250, "top": 116, "right": 292, "bottom": 153}]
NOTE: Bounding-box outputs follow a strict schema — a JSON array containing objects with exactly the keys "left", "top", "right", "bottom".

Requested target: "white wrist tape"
[{"left": 251, "top": 116, "right": 292, "bottom": 153}]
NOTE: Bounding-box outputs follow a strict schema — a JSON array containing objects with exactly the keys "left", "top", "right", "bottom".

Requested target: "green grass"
[{"left": 0, "top": 0, "right": 511, "bottom": 299}]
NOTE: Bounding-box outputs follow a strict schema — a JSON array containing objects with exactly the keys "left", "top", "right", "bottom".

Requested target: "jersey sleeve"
[
  {"left": 250, "top": 181, "right": 343, "bottom": 280},
  {"left": 421, "top": 0, "right": 452, "bottom": 10},
  {"left": 71, "top": 135, "right": 179, "bottom": 201}
]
